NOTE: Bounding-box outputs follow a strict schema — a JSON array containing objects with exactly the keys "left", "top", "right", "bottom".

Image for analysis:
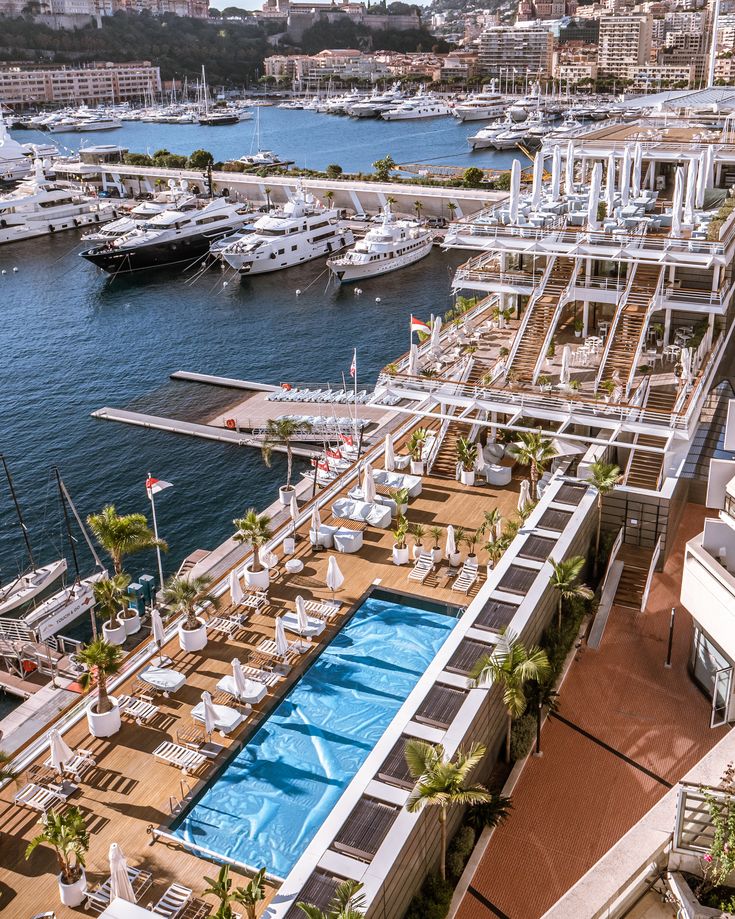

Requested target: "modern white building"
[
  {"left": 478, "top": 26, "right": 554, "bottom": 79},
  {"left": 598, "top": 14, "right": 653, "bottom": 78}
]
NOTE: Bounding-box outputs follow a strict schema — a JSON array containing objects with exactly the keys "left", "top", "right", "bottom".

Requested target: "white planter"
[
  {"left": 87, "top": 696, "right": 121, "bottom": 738},
  {"left": 432, "top": 547, "right": 443, "bottom": 563},
  {"left": 283, "top": 536, "right": 296, "bottom": 555},
  {"left": 279, "top": 485, "right": 295, "bottom": 506},
  {"left": 102, "top": 620, "right": 126, "bottom": 646},
  {"left": 120, "top": 610, "right": 141, "bottom": 636},
  {"left": 449, "top": 551, "right": 462, "bottom": 567},
  {"left": 59, "top": 870, "right": 87, "bottom": 907},
  {"left": 574, "top": 329, "right": 582, "bottom": 338},
  {"left": 412, "top": 544, "right": 425, "bottom": 560},
  {"left": 392, "top": 546, "right": 410, "bottom": 566},
  {"left": 178, "top": 618, "right": 207, "bottom": 653},
  {"left": 243, "top": 564, "right": 270, "bottom": 590},
  {"left": 410, "top": 460, "right": 424, "bottom": 475},
  {"left": 460, "top": 469, "right": 475, "bottom": 486}
]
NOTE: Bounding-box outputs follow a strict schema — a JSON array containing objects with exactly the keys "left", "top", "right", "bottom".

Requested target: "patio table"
[{"left": 139, "top": 666, "right": 186, "bottom": 696}]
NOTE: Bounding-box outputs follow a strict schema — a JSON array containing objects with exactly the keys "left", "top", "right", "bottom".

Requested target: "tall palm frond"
[
  {"left": 587, "top": 461, "right": 622, "bottom": 576},
  {"left": 549, "top": 556, "right": 594, "bottom": 631},
  {"left": 162, "top": 574, "right": 217, "bottom": 630},
  {"left": 87, "top": 504, "right": 167, "bottom": 575},
  {"left": 509, "top": 432, "right": 556, "bottom": 501}
]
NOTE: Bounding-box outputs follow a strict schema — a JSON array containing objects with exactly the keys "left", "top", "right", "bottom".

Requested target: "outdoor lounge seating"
[
  {"left": 118, "top": 695, "right": 159, "bottom": 725},
  {"left": 485, "top": 464, "right": 513, "bottom": 487},
  {"left": 43, "top": 747, "right": 95, "bottom": 781},
  {"left": 304, "top": 599, "right": 341, "bottom": 621},
  {"left": 85, "top": 866, "right": 153, "bottom": 913},
  {"left": 332, "top": 498, "right": 391, "bottom": 529},
  {"left": 253, "top": 638, "right": 301, "bottom": 668},
  {"left": 151, "top": 883, "right": 194, "bottom": 918},
  {"left": 13, "top": 782, "right": 64, "bottom": 813},
  {"left": 451, "top": 559, "right": 479, "bottom": 594},
  {"left": 372, "top": 469, "right": 422, "bottom": 497},
  {"left": 215, "top": 673, "right": 268, "bottom": 705},
  {"left": 333, "top": 530, "right": 364, "bottom": 553},
  {"left": 280, "top": 610, "right": 327, "bottom": 637},
  {"left": 207, "top": 616, "right": 246, "bottom": 639},
  {"left": 310, "top": 523, "right": 339, "bottom": 548},
  {"left": 408, "top": 551, "right": 435, "bottom": 583},
  {"left": 152, "top": 741, "right": 207, "bottom": 775},
  {"left": 191, "top": 701, "right": 245, "bottom": 735}
]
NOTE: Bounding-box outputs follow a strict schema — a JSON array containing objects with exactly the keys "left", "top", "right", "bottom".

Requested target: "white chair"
[
  {"left": 152, "top": 741, "right": 207, "bottom": 775},
  {"left": 304, "top": 599, "right": 341, "bottom": 621},
  {"left": 151, "top": 883, "right": 193, "bottom": 918},
  {"left": 408, "top": 551, "right": 434, "bottom": 583},
  {"left": 334, "top": 530, "right": 364, "bottom": 553},
  {"left": 485, "top": 464, "right": 512, "bottom": 487},
  {"left": 451, "top": 559, "right": 479, "bottom": 594},
  {"left": 43, "top": 748, "right": 95, "bottom": 781},
  {"left": 118, "top": 695, "right": 159, "bottom": 725},
  {"left": 13, "top": 783, "right": 64, "bottom": 813}
]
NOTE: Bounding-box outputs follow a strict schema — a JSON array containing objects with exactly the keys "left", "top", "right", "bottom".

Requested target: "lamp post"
[
  {"left": 534, "top": 694, "right": 543, "bottom": 757},
  {"left": 665, "top": 607, "right": 676, "bottom": 668}
]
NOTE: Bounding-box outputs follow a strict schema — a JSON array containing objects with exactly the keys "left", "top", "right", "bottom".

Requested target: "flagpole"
[
  {"left": 353, "top": 348, "right": 358, "bottom": 443},
  {"left": 147, "top": 472, "right": 165, "bottom": 595}
]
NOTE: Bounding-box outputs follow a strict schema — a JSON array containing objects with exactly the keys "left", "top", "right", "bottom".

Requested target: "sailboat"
[
  {"left": 198, "top": 66, "right": 239, "bottom": 126},
  {"left": 238, "top": 106, "right": 282, "bottom": 167},
  {"left": 0, "top": 455, "right": 67, "bottom": 616}
]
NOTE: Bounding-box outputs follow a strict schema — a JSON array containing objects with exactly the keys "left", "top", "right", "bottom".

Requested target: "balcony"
[{"left": 681, "top": 522, "right": 735, "bottom": 661}]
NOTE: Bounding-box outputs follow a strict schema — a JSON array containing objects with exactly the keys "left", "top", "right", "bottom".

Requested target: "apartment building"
[
  {"left": 478, "top": 26, "right": 554, "bottom": 79},
  {"left": 0, "top": 0, "right": 208, "bottom": 16},
  {"left": 598, "top": 14, "right": 653, "bottom": 77},
  {"left": 0, "top": 62, "right": 161, "bottom": 106},
  {"left": 264, "top": 49, "right": 391, "bottom": 87}
]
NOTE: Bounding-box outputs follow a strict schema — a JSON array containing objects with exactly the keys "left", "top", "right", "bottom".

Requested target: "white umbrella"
[
  {"left": 671, "top": 166, "right": 684, "bottom": 237},
  {"left": 445, "top": 524, "right": 456, "bottom": 560},
  {"left": 605, "top": 152, "right": 615, "bottom": 215},
  {"left": 275, "top": 616, "right": 289, "bottom": 658},
  {"left": 551, "top": 145, "right": 561, "bottom": 202},
  {"left": 151, "top": 606, "right": 168, "bottom": 666},
  {"left": 109, "top": 844, "right": 136, "bottom": 903},
  {"left": 200, "top": 690, "right": 217, "bottom": 738},
  {"left": 430, "top": 315, "right": 442, "bottom": 353},
  {"left": 383, "top": 433, "right": 395, "bottom": 472},
  {"left": 48, "top": 728, "right": 73, "bottom": 775},
  {"left": 289, "top": 491, "right": 299, "bottom": 527},
  {"left": 474, "top": 442, "right": 486, "bottom": 473},
  {"left": 632, "top": 142, "right": 642, "bottom": 198},
  {"left": 408, "top": 344, "right": 419, "bottom": 377},
  {"left": 517, "top": 479, "right": 531, "bottom": 513},
  {"left": 705, "top": 144, "right": 715, "bottom": 191},
  {"left": 531, "top": 151, "right": 543, "bottom": 207},
  {"left": 681, "top": 346, "right": 693, "bottom": 384},
  {"left": 560, "top": 344, "right": 571, "bottom": 385},
  {"left": 310, "top": 503, "right": 321, "bottom": 533},
  {"left": 587, "top": 162, "right": 602, "bottom": 230},
  {"left": 696, "top": 149, "right": 707, "bottom": 209},
  {"left": 362, "top": 462, "right": 376, "bottom": 503},
  {"left": 232, "top": 658, "right": 248, "bottom": 700},
  {"left": 620, "top": 145, "right": 631, "bottom": 207},
  {"left": 683, "top": 157, "right": 697, "bottom": 225},
  {"left": 294, "top": 595, "right": 311, "bottom": 649},
  {"left": 509, "top": 159, "right": 521, "bottom": 223},
  {"left": 564, "top": 139, "right": 574, "bottom": 196},
  {"left": 229, "top": 569, "right": 244, "bottom": 607},
  {"left": 326, "top": 555, "right": 344, "bottom": 598},
  {"left": 258, "top": 545, "right": 278, "bottom": 569}
]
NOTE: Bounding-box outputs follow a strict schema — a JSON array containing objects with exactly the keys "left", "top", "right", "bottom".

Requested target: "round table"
[{"left": 285, "top": 558, "right": 304, "bottom": 574}]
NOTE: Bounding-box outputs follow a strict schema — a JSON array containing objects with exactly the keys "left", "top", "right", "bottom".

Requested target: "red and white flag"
[
  {"left": 326, "top": 448, "right": 342, "bottom": 459},
  {"left": 339, "top": 433, "right": 354, "bottom": 447},
  {"left": 146, "top": 475, "right": 173, "bottom": 498},
  {"left": 410, "top": 315, "right": 430, "bottom": 334},
  {"left": 349, "top": 348, "right": 357, "bottom": 379}
]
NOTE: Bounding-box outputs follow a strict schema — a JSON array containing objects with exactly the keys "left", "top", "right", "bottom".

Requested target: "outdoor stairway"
[
  {"left": 506, "top": 259, "right": 574, "bottom": 383},
  {"left": 614, "top": 546, "right": 654, "bottom": 609},
  {"left": 625, "top": 388, "right": 678, "bottom": 489},
  {"left": 596, "top": 265, "right": 663, "bottom": 387},
  {"left": 431, "top": 421, "right": 473, "bottom": 479}
]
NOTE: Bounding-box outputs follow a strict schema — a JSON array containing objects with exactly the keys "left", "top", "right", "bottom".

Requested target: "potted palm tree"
[
  {"left": 549, "top": 556, "right": 594, "bottom": 632},
  {"left": 262, "top": 418, "right": 312, "bottom": 506},
  {"left": 407, "top": 428, "right": 428, "bottom": 475},
  {"left": 392, "top": 516, "right": 409, "bottom": 566},
  {"left": 25, "top": 807, "right": 89, "bottom": 907},
  {"left": 87, "top": 504, "right": 167, "bottom": 576},
  {"left": 463, "top": 527, "right": 482, "bottom": 563},
  {"left": 510, "top": 432, "right": 556, "bottom": 502},
  {"left": 94, "top": 574, "right": 130, "bottom": 646},
  {"left": 456, "top": 436, "right": 477, "bottom": 486},
  {"left": 410, "top": 522, "right": 427, "bottom": 560},
  {"left": 429, "top": 525, "right": 443, "bottom": 563},
  {"left": 450, "top": 525, "right": 466, "bottom": 567},
  {"left": 233, "top": 508, "right": 273, "bottom": 590},
  {"left": 573, "top": 316, "right": 583, "bottom": 338},
  {"left": 78, "top": 638, "right": 123, "bottom": 737},
  {"left": 388, "top": 486, "right": 409, "bottom": 516},
  {"left": 163, "top": 574, "right": 217, "bottom": 653}
]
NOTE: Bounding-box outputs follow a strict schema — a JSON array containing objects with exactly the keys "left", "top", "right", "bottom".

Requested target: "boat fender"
[
  {"left": 49, "top": 224, "right": 55, "bottom": 233},
  {"left": 73, "top": 218, "right": 79, "bottom": 227},
  {"left": 225, "top": 418, "right": 237, "bottom": 429}
]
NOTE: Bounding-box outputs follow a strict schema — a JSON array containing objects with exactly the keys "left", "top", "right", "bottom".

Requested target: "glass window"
[{"left": 691, "top": 628, "right": 729, "bottom": 695}]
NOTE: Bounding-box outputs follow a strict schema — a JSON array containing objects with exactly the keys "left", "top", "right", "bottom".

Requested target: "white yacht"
[
  {"left": 0, "top": 161, "right": 115, "bottom": 245},
  {"left": 217, "top": 185, "right": 353, "bottom": 276},
  {"left": 238, "top": 150, "right": 282, "bottom": 167},
  {"left": 327, "top": 205, "right": 433, "bottom": 283},
  {"left": 0, "top": 118, "right": 58, "bottom": 183},
  {"left": 468, "top": 114, "right": 517, "bottom": 150},
  {"left": 382, "top": 89, "right": 452, "bottom": 121},
  {"left": 453, "top": 87, "right": 507, "bottom": 122},
  {"left": 347, "top": 84, "right": 406, "bottom": 118},
  {"left": 81, "top": 197, "right": 252, "bottom": 274},
  {"left": 0, "top": 559, "right": 67, "bottom": 617},
  {"left": 75, "top": 115, "right": 122, "bottom": 131}
]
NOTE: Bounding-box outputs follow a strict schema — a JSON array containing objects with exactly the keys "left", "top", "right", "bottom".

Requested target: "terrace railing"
[
  {"left": 532, "top": 258, "right": 581, "bottom": 384},
  {"left": 624, "top": 268, "right": 666, "bottom": 397},
  {"left": 504, "top": 254, "right": 558, "bottom": 375},
  {"left": 593, "top": 261, "right": 640, "bottom": 393}
]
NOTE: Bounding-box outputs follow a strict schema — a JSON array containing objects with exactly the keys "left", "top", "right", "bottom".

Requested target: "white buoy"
[
  {"left": 12, "top": 267, "right": 18, "bottom": 272},
  {"left": 375, "top": 297, "right": 381, "bottom": 302},
  {"left": 223, "top": 281, "right": 229, "bottom": 287},
  {"left": 295, "top": 289, "right": 302, "bottom": 296},
  {"left": 1, "top": 270, "right": 6, "bottom": 276},
  {"left": 354, "top": 288, "right": 362, "bottom": 296}
]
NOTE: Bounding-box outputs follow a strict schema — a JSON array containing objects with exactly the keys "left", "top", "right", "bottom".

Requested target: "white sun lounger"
[
  {"left": 304, "top": 599, "right": 340, "bottom": 621},
  {"left": 191, "top": 701, "right": 245, "bottom": 735},
  {"left": 151, "top": 882, "right": 193, "bottom": 918},
  {"left": 208, "top": 616, "right": 245, "bottom": 638},
  {"left": 85, "top": 866, "right": 153, "bottom": 913},
  {"left": 118, "top": 695, "right": 159, "bottom": 725},
  {"left": 13, "top": 782, "right": 64, "bottom": 813},
  {"left": 216, "top": 673, "right": 268, "bottom": 704},
  {"left": 280, "top": 610, "right": 326, "bottom": 637},
  {"left": 451, "top": 559, "right": 479, "bottom": 594},
  {"left": 408, "top": 552, "right": 435, "bottom": 583},
  {"left": 43, "top": 748, "right": 95, "bottom": 781},
  {"left": 253, "top": 639, "right": 301, "bottom": 668},
  {"left": 152, "top": 741, "right": 207, "bottom": 775}
]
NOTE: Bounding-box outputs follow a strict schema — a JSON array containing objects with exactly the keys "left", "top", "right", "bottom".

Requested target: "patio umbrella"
[
  {"left": 587, "top": 162, "right": 602, "bottom": 230},
  {"left": 383, "top": 433, "right": 395, "bottom": 472},
  {"left": 560, "top": 344, "right": 571, "bottom": 385},
  {"left": 604, "top": 152, "right": 615, "bottom": 216},
  {"left": 632, "top": 142, "right": 643, "bottom": 198},
  {"left": 683, "top": 157, "right": 697, "bottom": 225},
  {"left": 509, "top": 158, "right": 521, "bottom": 224},
  {"left": 564, "top": 139, "right": 575, "bottom": 196},
  {"left": 445, "top": 524, "right": 456, "bottom": 560},
  {"left": 474, "top": 442, "right": 486, "bottom": 473},
  {"left": 326, "top": 555, "right": 344, "bottom": 599},
  {"left": 671, "top": 166, "right": 684, "bottom": 237},
  {"left": 289, "top": 491, "right": 299, "bottom": 528},
  {"left": 551, "top": 145, "right": 561, "bottom": 202},
  {"left": 517, "top": 479, "right": 531, "bottom": 514},
  {"left": 258, "top": 545, "right": 278, "bottom": 569},
  {"left": 294, "top": 595, "right": 311, "bottom": 649},
  {"left": 275, "top": 616, "right": 289, "bottom": 658},
  {"left": 620, "top": 145, "right": 631, "bottom": 207},
  {"left": 109, "top": 844, "right": 136, "bottom": 903},
  {"left": 681, "top": 347, "right": 693, "bottom": 384},
  {"left": 696, "top": 149, "right": 707, "bottom": 209},
  {"left": 430, "top": 315, "right": 442, "bottom": 353},
  {"left": 531, "top": 151, "right": 543, "bottom": 208},
  {"left": 362, "top": 462, "right": 376, "bottom": 503},
  {"left": 310, "top": 503, "right": 321, "bottom": 533},
  {"left": 48, "top": 728, "right": 73, "bottom": 775},
  {"left": 199, "top": 690, "right": 217, "bottom": 739},
  {"left": 232, "top": 658, "right": 248, "bottom": 700},
  {"left": 228, "top": 569, "right": 244, "bottom": 607},
  {"left": 408, "top": 344, "right": 419, "bottom": 377},
  {"left": 705, "top": 144, "right": 715, "bottom": 191},
  {"left": 151, "top": 606, "right": 167, "bottom": 666}
]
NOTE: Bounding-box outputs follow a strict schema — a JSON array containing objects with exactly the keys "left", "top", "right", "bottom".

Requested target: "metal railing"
[
  {"left": 624, "top": 268, "right": 666, "bottom": 397},
  {"left": 505, "top": 254, "right": 558, "bottom": 374},
  {"left": 593, "top": 262, "right": 641, "bottom": 393},
  {"left": 532, "top": 259, "right": 581, "bottom": 385}
]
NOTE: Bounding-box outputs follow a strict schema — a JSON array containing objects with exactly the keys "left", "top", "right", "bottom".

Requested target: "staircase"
[
  {"left": 506, "top": 259, "right": 574, "bottom": 383},
  {"left": 625, "top": 387, "right": 678, "bottom": 490},
  {"left": 614, "top": 545, "right": 654, "bottom": 609},
  {"left": 432, "top": 422, "right": 471, "bottom": 479}
]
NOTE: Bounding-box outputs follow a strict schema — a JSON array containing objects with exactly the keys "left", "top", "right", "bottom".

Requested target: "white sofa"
[
  {"left": 333, "top": 530, "right": 364, "bottom": 553},
  {"left": 332, "top": 498, "right": 392, "bottom": 529},
  {"left": 485, "top": 464, "right": 513, "bottom": 487},
  {"left": 372, "top": 470, "right": 423, "bottom": 498}
]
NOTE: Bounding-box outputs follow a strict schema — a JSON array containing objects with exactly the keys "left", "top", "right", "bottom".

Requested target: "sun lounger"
[
  {"left": 251, "top": 639, "right": 301, "bottom": 670},
  {"left": 85, "top": 866, "right": 153, "bottom": 913},
  {"left": 43, "top": 748, "right": 95, "bottom": 782},
  {"left": 408, "top": 552, "right": 435, "bottom": 583},
  {"left": 119, "top": 694, "right": 160, "bottom": 725},
  {"left": 451, "top": 559, "right": 479, "bottom": 594},
  {"left": 304, "top": 599, "right": 340, "bottom": 622},
  {"left": 241, "top": 664, "right": 281, "bottom": 686},
  {"left": 280, "top": 610, "right": 326, "bottom": 637},
  {"left": 151, "top": 882, "right": 193, "bottom": 918},
  {"left": 152, "top": 741, "right": 207, "bottom": 775},
  {"left": 191, "top": 701, "right": 245, "bottom": 735},
  {"left": 13, "top": 782, "right": 64, "bottom": 813},
  {"left": 207, "top": 616, "right": 245, "bottom": 638},
  {"left": 216, "top": 673, "right": 268, "bottom": 705}
]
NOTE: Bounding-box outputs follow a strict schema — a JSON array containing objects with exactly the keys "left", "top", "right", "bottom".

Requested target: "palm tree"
[
  {"left": 297, "top": 879, "right": 366, "bottom": 918},
  {"left": 470, "top": 635, "right": 550, "bottom": 762},
  {"left": 485, "top": 533, "right": 509, "bottom": 570},
  {"left": 587, "top": 461, "right": 622, "bottom": 576},
  {"left": 404, "top": 740, "right": 491, "bottom": 880},
  {"left": 25, "top": 807, "right": 89, "bottom": 885},
  {"left": 481, "top": 507, "right": 501, "bottom": 536},
  {"left": 464, "top": 793, "right": 513, "bottom": 833},
  {"left": 87, "top": 505, "right": 167, "bottom": 576},
  {"left": 233, "top": 508, "right": 272, "bottom": 574},
  {"left": 92, "top": 573, "right": 131, "bottom": 626},
  {"left": 77, "top": 638, "right": 123, "bottom": 716},
  {"left": 324, "top": 190, "right": 335, "bottom": 208},
  {"left": 447, "top": 201, "right": 457, "bottom": 221},
  {"left": 261, "top": 418, "right": 311, "bottom": 492},
  {"left": 548, "top": 556, "right": 594, "bottom": 632},
  {"left": 413, "top": 199, "right": 423, "bottom": 220},
  {"left": 232, "top": 867, "right": 267, "bottom": 919},
  {"left": 510, "top": 432, "right": 556, "bottom": 501},
  {"left": 264, "top": 187, "right": 272, "bottom": 210},
  {"left": 162, "top": 574, "right": 217, "bottom": 630}
]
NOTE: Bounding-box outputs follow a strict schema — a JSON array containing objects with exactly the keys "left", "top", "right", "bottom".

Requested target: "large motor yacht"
[
  {"left": 217, "top": 185, "right": 353, "bottom": 276},
  {"left": 382, "top": 89, "right": 452, "bottom": 121},
  {"left": 453, "top": 87, "right": 507, "bottom": 122},
  {"left": 0, "top": 161, "right": 115, "bottom": 245},
  {"left": 468, "top": 114, "right": 517, "bottom": 150},
  {"left": 80, "top": 197, "right": 251, "bottom": 274},
  {"left": 81, "top": 182, "right": 198, "bottom": 243},
  {"left": 347, "top": 83, "right": 406, "bottom": 118},
  {"left": 327, "top": 205, "right": 433, "bottom": 283}
]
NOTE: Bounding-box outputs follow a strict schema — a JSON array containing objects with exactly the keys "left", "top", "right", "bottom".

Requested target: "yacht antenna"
[
  {"left": 0, "top": 454, "right": 35, "bottom": 569},
  {"left": 56, "top": 475, "right": 105, "bottom": 572},
  {"left": 53, "top": 467, "right": 80, "bottom": 583}
]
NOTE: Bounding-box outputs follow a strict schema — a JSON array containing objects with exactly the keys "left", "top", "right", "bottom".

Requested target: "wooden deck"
[{"left": 0, "top": 458, "right": 523, "bottom": 918}]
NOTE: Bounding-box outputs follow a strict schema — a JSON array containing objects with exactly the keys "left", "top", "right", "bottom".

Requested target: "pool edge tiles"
[{"left": 170, "top": 594, "right": 458, "bottom": 878}]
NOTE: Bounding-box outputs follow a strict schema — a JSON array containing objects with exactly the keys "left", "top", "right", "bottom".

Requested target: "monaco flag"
[
  {"left": 410, "top": 315, "right": 430, "bottom": 334},
  {"left": 146, "top": 475, "right": 173, "bottom": 498}
]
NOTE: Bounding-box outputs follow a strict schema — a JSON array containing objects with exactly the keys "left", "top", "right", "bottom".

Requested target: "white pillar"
[
  {"left": 583, "top": 300, "right": 590, "bottom": 337},
  {"left": 664, "top": 309, "right": 672, "bottom": 346}
]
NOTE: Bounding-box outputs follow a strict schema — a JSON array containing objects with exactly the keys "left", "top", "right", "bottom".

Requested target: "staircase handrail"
[
  {"left": 531, "top": 259, "right": 581, "bottom": 384},
  {"left": 425, "top": 355, "right": 476, "bottom": 474},
  {"left": 624, "top": 266, "right": 666, "bottom": 398},
  {"left": 640, "top": 535, "right": 662, "bottom": 613},
  {"left": 504, "top": 255, "right": 557, "bottom": 377},
  {"left": 594, "top": 262, "right": 640, "bottom": 393}
]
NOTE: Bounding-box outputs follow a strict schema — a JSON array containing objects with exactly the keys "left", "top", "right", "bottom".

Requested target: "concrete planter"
[
  {"left": 243, "top": 564, "right": 270, "bottom": 591},
  {"left": 432, "top": 547, "right": 443, "bottom": 563},
  {"left": 87, "top": 696, "right": 121, "bottom": 738},
  {"left": 460, "top": 469, "right": 475, "bottom": 486},
  {"left": 666, "top": 872, "right": 724, "bottom": 919},
  {"left": 59, "top": 869, "right": 87, "bottom": 907},
  {"left": 392, "top": 546, "right": 409, "bottom": 566},
  {"left": 102, "top": 620, "right": 126, "bottom": 646},
  {"left": 178, "top": 618, "right": 207, "bottom": 653},
  {"left": 449, "top": 551, "right": 462, "bottom": 567},
  {"left": 120, "top": 609, "right": 141, "bottom": 636},
  {"left": 279, "top": 485, "right": 295, "bottom": 506}
]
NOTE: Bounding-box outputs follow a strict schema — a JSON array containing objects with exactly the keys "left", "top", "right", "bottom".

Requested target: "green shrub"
[
  {"left": 510, "top": 713, "right": 536, "bottom": 761},
  {"left": 446, "top": 825, "right": 476, "bottom": 882},
  {"left": 542, "top": 594, "right": 593, "bottom": 680},
  {"left": 326, "top": 163, "right": 343, "bottom": 179},
  {"left": 124, "top": 153, "right": 152, "bottom": 167},
  {"left": 404, "top": 872, "right": 453, "bottom": 919},
  {"left": 465, "top": 796, "right": 513, "bottom": 833},
  {"left": 462, "top": 166, "right": 484, "bottom": 188}
]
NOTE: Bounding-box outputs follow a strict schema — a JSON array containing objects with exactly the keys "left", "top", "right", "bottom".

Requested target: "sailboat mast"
[
  {"left": 53, "top": 467, "right": 80, "bottom": 582},
  {"left": 0, "top": 454, "right": 35, "bottom": 569},
  {"left": 57, "top": 476, "right": 105, "bottom": 572}
]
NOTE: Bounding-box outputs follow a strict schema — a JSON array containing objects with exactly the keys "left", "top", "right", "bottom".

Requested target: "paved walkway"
[{"left": 454, "top": 504, "right": 731, "bottom": 919}]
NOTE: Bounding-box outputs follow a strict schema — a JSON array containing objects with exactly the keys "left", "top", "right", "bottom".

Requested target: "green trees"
[
  {"left": 297, "top": 879, "right": 365, "bottom": 918},
  {"left": 25, "top": 807, "right": 89, "bottom": 885},
  {"left": 92, "top": 573, "right": 131, "bottom": 626},
  {"left": 509, "top": 432, "right": 556, "bottom": 501},
  {"left": 549, "top": 556, "right": 594, "bottom": 632},
  {"left": 233, "top": 508, "right": 272, "bottom": 574},
  {"left": 203, "top": 864, "right": 267, "bottom": 919},
  {"left": 77, "top": 638, "right": 123, "bottom": 715},
  {"left": 405, "top": 740, "right": 491, "bottom": 880},
  {"left": 463, "top": 166, "right": 485, "bottom": 188},
  {"left": 325, "top": 163, "right": 343, "bottom": 179},
  {"left": 471, "top": 635, "right": 550, "bottom": 762},
  {"left": 372, "top": 154, "right": 396, "bottom": 182},
  {"left": 261, "top": 417, "right": 311, "bottom": 491},
  {"left": 587, "top": 461, "right": 622, "bottom": 576},
  {"left": 188, "top": 149, "right": 214, "bottom": 170},
  {"left": 162, "top": 574, "right": 217, "bottom": 630},
  {"left": 87, "top": 505, "right": 166, "bottom": 576}
]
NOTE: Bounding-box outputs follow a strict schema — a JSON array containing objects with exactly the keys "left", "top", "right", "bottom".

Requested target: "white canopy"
[
  {"left": 228, "top": 569, "right": 244, "bottom": 607},
  {"left": 295, "top": 595, "right": 309, "bottom": 634},
  {"left": 109, "top": 844, "right": 136, "bottom": 904},
  {"left": 383, "top": 433, "right": 395, "bottom": 472},
  {"left": 275, "top": 616, "right": 289, "bottom": 657},
  {"left": 48, "top": 728, "right": 73, "bottom": 774},
  {"left": 326, "top": 556, "right": 344, "bottom": 596},
  {"left": 587, "top": 162, "right": 602, "bottom": 230}
]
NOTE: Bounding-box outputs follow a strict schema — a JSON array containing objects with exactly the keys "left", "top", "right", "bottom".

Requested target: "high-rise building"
[
  {"left": 478, "top": 26, "right": 554, "bottom": 79},
  {"left": 598, "top": 14, "right": 653, "bottom": 77}
]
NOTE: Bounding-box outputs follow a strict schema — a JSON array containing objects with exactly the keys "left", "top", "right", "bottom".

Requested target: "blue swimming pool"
[{"left": 171, "top": 592, "right": 457, "bottom": 877}]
